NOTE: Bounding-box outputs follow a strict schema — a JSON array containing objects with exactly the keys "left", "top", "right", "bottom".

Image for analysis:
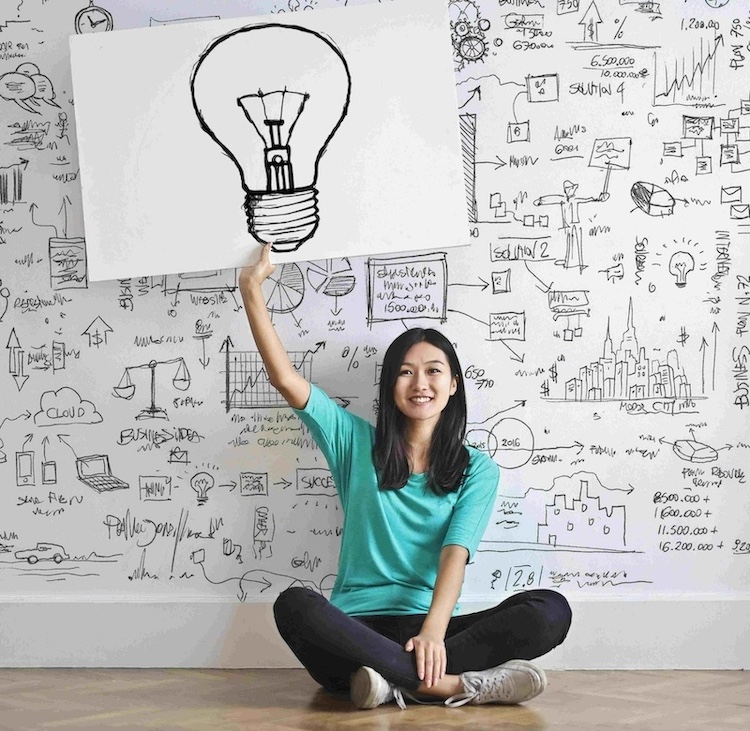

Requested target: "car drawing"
[{"left": 14, "top": 542, "right": 69, "bottom": 564}]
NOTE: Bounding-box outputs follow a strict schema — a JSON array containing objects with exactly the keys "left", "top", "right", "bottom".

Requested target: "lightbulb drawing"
[
  {"left": 668, "top": 251, "right": 695, "bottom": 288},
  {"left": 190, "top": 24, "right": 351, "bottom": 253},
  {"left": 190, "top": 471, "right": 215, "bottom": 506}
]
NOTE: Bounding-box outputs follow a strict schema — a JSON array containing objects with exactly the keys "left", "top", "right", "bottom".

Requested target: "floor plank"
[{"left": 0, "top": 668, "right": 747, "bottom": 731}]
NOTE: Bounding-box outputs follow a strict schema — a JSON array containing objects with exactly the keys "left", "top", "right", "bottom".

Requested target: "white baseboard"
[{"left": 1, "top": 598, "right": 747, "bottom": 669}]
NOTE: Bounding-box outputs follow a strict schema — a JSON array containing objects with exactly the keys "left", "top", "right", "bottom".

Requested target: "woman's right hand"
[{"left": 239, "top": 244, "right": 275, "bottom": 293}]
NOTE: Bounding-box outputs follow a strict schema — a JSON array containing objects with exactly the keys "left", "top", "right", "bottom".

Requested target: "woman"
[{"left": 239, "top": 245, "right": 572, "bottom": 710}]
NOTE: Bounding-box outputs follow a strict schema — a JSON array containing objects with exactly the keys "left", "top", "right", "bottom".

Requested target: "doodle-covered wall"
[{"left": 1, "top": 0, "right": 748, "bottom": 668}]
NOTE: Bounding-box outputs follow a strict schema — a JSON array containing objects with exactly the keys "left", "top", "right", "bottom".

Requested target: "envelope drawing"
[
  {"left": 730, "top": 203, "right": 750, "bottom": 219},
  {"left": 168, "top": 447, "right": 190, "bottom": 465},
  {"left": 721, "top": 186, "right": 742, "bottom": 204}
]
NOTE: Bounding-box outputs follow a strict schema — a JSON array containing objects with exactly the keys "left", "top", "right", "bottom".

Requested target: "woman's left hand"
[{"left": 404, "top": 632, "right": 446, "bottom": 688}]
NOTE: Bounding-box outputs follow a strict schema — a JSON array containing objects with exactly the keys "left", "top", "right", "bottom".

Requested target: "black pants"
[{"left": 273, "top": 586, "right": 572, "bottom": 693}]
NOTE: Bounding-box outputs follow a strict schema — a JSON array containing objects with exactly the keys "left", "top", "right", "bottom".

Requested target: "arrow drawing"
[
  {"left": 6, "top": 328, "right": 28, "bottom": 390},
  {"left": 82, "top": 317, "right": 113, "bottom": 348}
]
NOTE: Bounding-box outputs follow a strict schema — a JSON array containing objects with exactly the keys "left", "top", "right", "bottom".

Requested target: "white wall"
[
  {"left": 2, "top": 599, "right": 747, "bottom": 669},
  {"left": 1, "top": 0, "right": 749, "bottom": 670}
]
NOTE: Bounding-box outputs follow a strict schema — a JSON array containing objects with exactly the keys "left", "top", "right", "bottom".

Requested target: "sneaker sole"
[
  {"left": 350, "top": 666, "right": 382, "bottom": 710},
  {"left": 501, "top": 660, "right": 548, "bottom": 702}
]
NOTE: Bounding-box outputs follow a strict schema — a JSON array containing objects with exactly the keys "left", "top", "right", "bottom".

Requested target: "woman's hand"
[
  {"left": 239, "top": 244, "right": 275, "bottom": 293},
  {"left": 404, "top": 632, "right": 446, "bottom": 689}
]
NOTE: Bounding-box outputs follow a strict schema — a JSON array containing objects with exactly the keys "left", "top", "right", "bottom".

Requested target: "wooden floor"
[{"left": 0, "top": 668, "right": 747, "bottom": 731}]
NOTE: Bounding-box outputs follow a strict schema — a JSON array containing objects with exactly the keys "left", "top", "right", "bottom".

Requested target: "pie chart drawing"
[
  {"left": 630, "top": 181, "right": 675, "bottom": 217},
  {"left": 672, "top": 439, "right": 718, "bottom": 463},
  {"left": 263, "top": 263, "right": 305, "bottom": 314},
  {"left": 306, "top": 258, "right": 356, "bottom": 297}
]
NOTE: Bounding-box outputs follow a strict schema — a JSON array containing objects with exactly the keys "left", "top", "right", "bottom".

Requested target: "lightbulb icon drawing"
[
  {"left": 190, "top": 471, "right": 215, "bottom": 506},
  {"left": 190, "top": 24, "right": 351, "bottom": 253},
  {"left": 668, "top": 251, "right": 695, "bottom": 288}
]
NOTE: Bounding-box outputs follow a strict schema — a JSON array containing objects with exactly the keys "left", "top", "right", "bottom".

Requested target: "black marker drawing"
[
  {"left": 580, "top": 2, "right": 602, "bottom": 43},
  {"left": 76, "top": 455, "right": 129, "bottom": 492},
  {"left": 240, "top": 472, "right": 268, "bottom": 497},
  {"left": 653, "top": 35, "right": 723, "bottom": 107},
  {"left": 139, "top": 475, "right": 172, "bottom": 501},
  {"left": 74, "top": 2, "right": 113, "bottom": 34},
  {"left": 190, "top": 471, "right": 215, "bottom": 505},
  {"left": 113, "top": 358, "right": 191, "bottom": 420},
  {"left": 651, "top": 238, "right": 707, "bottom": 289},
  {"left": 193, "top": 319, "right": 213, "bottom": 369},
  {"left": 168, "top": 447, "right": 190, "bottom": 465},
  {"left": 162, "top": 269, "right": 237, "bottom": 307},
  {"left": 16, "top": 450, "right": 35, "bottom": 486},
  {"left": 366, "top": 252, "right": 448, "bottom": 326},
  {"left": 0, "top": 279, "right": 9, "bottom": 321},
  {"left": 193, "top": 551, "right": 321, "bottom": 602},
  {"left": 0, "top": 160, "right": 27, "bottom": 204},
  {"left": 306, "top": 258, "right": 356, "bottom": 320},
  {"left": 544, "top": 299, "right": 699, "bottom": 410},
  {"left": 0, "top": 63, "right": 59, "bottom": 114},
  {"left": 49, "top": 238, "right": 88, "bottom": 291},
  {"left": 630, "top": 181, "right": 679, "bottom": 216},
  {"left": 534, "top": 180, "right": 609, "bottom": 272},
  {"left": 221, "top": 337, "right": 318, "bottom": 410},
  {"left": 1, "top": 0, "right": 748, "bottom": 611},
  {"left": 253, "top": 505, "right": 274, "bottom": 559},
  {"left": 6, "top": 328, "right": 28, "bottom": 390},
  {"left": 263, "top": 263, "right": 305, "bottom": 315},
  {"left": 34, "top": 387, "right": 103, "bottom": 427},
  {"left": 659, "top": 430, "right": 722, "bottom": 463},
  {"left": 449, "top": 0, "right": 491, "bottom": 71},
  {"left": 82, "top": 317, "right": 112, "bottom": 347},
  {"left": 479, "top": 472, "right": 637, "bottom": 555},
  {"left": 191, "top": 24, "right": 351, "bottom": 253},
  {"left": 15, "top": 542, "right": 69, "bottom": 564}
]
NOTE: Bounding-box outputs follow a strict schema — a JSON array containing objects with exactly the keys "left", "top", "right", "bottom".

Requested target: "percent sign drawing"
[
  {"left": 342, "top": 346, "right": 359, "bottom": 371},
  {"left": 613, "top": 17, "right": 626, "bottom": 41}
]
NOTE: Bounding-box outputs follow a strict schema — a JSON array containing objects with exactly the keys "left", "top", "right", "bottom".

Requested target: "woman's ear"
[{"left": 450, "top": 376, "right": 458, "bottom": 396}]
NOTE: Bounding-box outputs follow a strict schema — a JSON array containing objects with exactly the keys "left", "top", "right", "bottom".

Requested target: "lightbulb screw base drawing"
[{"left": 245, "top": 186, "right": 319, "bottom": 253}]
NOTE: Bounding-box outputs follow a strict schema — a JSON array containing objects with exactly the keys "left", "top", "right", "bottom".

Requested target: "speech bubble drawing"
[{"left": 0, "top": 63, "right": 60, "bottom": 113}]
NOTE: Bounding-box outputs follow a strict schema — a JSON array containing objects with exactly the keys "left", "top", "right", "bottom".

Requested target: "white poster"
[{"left": 69, "top": 0, "right": 468, "bottom": 281}]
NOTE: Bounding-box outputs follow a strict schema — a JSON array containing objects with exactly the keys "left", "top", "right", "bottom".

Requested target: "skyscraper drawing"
[{"left": 563, "top": 299, "right": 692, "bottom": 401}]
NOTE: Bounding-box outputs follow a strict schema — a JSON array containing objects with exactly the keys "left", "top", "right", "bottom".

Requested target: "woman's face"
[{"left": 392, "top": 341, "right": 457, "bottom": 427}]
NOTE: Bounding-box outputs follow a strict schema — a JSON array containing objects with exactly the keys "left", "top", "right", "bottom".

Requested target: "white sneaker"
[
  {"left": 445, "top": 660, "right": 547, "bottom": 707},
  {"left": 350, "top": 666, "right": 407, "bottom": 710}
]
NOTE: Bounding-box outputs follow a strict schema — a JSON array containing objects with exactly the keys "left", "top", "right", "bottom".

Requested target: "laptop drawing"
[{"left": 76, "top": 455, "right": 129, "bottom": 492}]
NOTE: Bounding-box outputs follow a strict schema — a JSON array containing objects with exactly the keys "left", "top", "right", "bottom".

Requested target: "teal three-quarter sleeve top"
[{"left": 293, "top": 384, "right": 500, "bottom": 617}]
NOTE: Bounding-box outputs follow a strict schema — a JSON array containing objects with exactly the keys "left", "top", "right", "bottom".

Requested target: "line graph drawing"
[
  {"left": 221, "top": 337, "right": 318, "bottom": 410},
  {"left": 653, "top": 35, "right": 724, "bottom": 107}
]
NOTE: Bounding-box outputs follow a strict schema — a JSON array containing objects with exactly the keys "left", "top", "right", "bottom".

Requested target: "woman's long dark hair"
[{"left": 373, "top": 328, "right": 470, "bottom": 495}]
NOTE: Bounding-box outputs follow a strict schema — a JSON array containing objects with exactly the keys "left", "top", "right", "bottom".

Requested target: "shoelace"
[
  {"left": 444, "top": 672, "right": 514, "bottom": 707},
  {"left": 392, "top": 687, "right": 407, "bottom": 710}
]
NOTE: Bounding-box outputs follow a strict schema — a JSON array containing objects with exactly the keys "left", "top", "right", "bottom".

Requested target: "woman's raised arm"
[{"left": 238, "top": 245, "right": 311, "bottom": 410}]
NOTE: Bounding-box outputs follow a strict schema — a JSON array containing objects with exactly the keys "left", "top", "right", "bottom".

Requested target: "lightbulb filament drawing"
[
  {"left": 238, "top": 89, "right": 308, "bottom": 193},
  {"left": 191, "top": 24, "right": 351, "bottom": 253},
  {"left": 190, "top": 471, "right": 215, "bottom": 506}
]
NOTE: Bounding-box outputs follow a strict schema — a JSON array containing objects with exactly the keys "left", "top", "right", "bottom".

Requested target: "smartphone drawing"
[
  {"left": 42, "top": 461, "right": 58, "bottom": 485},
  {"left": 16, "top": 451, "right": 35, "bottom": 486}
]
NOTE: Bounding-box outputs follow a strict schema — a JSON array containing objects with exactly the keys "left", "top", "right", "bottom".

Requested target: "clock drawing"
[{"left": 74, "top": 2, "right": 114, "bottom": 34}]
